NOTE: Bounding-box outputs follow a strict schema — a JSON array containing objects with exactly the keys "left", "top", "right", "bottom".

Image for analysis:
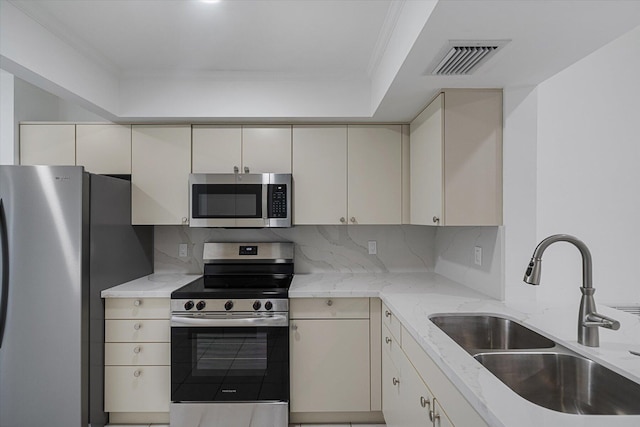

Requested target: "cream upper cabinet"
[
  {"left": 292, "top": 125, "right": 348, "bottom": 225},
  {"left": 410, "top": 89, "right": 503, "bottom": 226},
  {"left": 242, "top": 125, "right": 292, "bottom": 173},
  {"left": 131, "top": 125, "right": 191, "bottom": 225},
  {"left": 192, "top": 125, "right": 291, "bottom": 173},
  {"left": 76, "top": 124, "right": 131, "bottom": 174},
  {"left": 348, "top": 125, "right": 402, "bottom": 225},
  {"left": 20, "top": 124, "right": 76, "bottom": 166},
  {"left": 192, "top": 125, "right": 242, "bottom": 173}
]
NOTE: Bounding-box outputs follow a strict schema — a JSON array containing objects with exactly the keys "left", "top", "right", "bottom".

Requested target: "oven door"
[{"left": 171, "top": 313, "right": 289, "bottom": 403}]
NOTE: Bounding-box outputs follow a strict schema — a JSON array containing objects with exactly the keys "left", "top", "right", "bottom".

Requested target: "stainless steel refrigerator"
[{"left": 0, "top": 165, "right": 153, "bottom": 427}]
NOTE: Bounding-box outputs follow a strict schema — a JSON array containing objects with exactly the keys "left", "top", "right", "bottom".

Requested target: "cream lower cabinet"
[
  {"left": 382, "top": 318, "right": 488, "bottom": 427},
  {"left": 104, "top": 297, "right": 170, "bottom": 424},
  {"left": 289, "top": 298, "right": 383, "bottom": 424}
]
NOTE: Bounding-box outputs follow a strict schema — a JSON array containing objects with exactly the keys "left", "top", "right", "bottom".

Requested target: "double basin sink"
[{"left": 429, "top": 314, "right": 640, "bottom": 415}]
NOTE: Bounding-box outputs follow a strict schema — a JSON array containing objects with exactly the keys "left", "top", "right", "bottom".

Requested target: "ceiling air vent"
[{"left": 431, "top": 41, "right": 508, "bottom": 76}]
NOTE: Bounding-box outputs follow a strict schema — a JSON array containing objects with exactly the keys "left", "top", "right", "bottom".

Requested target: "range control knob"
[
  {"left": 184, "top": 300, "right": 195, "bottom": 310},
  {"left": 253, "top": 300, "right": 262, "bottom": 311},
  {"left": 224, "top": 300, "right": 234, "bottom": 311},
  {"left": 196, "top": 300, "right": 206, "bottom": 311},
  {"left": 264, "top": 301, "right": 273, "bottom": 311}
]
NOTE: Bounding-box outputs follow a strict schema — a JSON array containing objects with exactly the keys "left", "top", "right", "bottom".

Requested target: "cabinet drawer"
[
  {"left": 104, "top": 366, "right": 170, "bottom": 412},
  {"left": 290, "top": 298, "right": 369, "bottom": 319},
  {"left": 382, "top": 302, "right": 402, "bottom": 346},
  {"left": 105, "top": 343, "right": 170, "bottom": 366},
  {"left": 382, "top": 324, "right": 402, "bottom": 364},
  {"left": 105, "top": 298, "right": 170, "bottom": 320},
  {"left": 105, "top": 320, "right": 170, "bottom": 343}
]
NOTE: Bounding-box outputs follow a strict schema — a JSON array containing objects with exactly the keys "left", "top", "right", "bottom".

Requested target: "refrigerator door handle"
[{"left": 0, "top": 198, "right": 8, "bottom": 348}]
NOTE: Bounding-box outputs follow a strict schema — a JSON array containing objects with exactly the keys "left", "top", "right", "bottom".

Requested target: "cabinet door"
[
  {"left": 242, "top": 125, "right": 292, "bottom": 173},
  {"left": 347, "top": 125, "right": 402, "bottom": 225},
  {"left": 432, "top": 399, "right": 454, "bottom": 427},
  {"left": 290, "top": 319, "right": 370, "bottom": 413},
  {"left": 410, "top": 93, "right": 444, "bottom": 226},
  {"left": 382, "top": 337, "right": 402, "bottom": 426},
  {"left": 104, "top": 366, "right": 170, "bottom": 412},
  {"left": 131, "top": 125, "right": 191, "bottom": 225},
  {"left": 292, "top": 126, "right": 347, "bottom": 225},
  {"left": 398, "top": 342, "right": 434, "bottom": 427},
  {"left": 20, "top": 124, "right": 75, "bottom": 166},
  {"left": 192, "top": 125, "right": 242, "bottom": 173},
  {"left": 76, "top": 124, "right": 131, "bottom": 174}
]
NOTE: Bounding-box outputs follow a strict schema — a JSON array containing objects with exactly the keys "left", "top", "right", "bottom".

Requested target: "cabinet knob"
[
  {"left": 133, "top": 322, "right": 141, "bottom": 330},
  {"left": 291, "top": 324, "right": 298, "bottom": 331},
  {"left": 385, "top": 337, "right": 392, "bottom": 344},
  {"left": 326, "top": 299, "right": 333, "bottom": 307},
  {"left": 182, "top": 217, "right": 188, "bottom": 224},
  {"left": 420, "top": 396, "right": 431, "bottom": 409},
  {"left": 244, "top": 166, "right": 250, "bottom": 173},
  {"left": 340, "top": 217, "right": 346, "bottom": 224},
  {"left": 133, "top": 370, "right": 141, "bottom": 378},
  {"left": 429, "top": 409, "right": 440, "bottom": 423},
  {"left": 234, "top": 166, "right": 239, "bottom": 173},
  {"left": 133, "top": 299, "right": 142, "bottom": 307},
  {"left": 392, "top": 377, "right": 400, "bottom": 386},
  {"left": 133, "top": 346, "right": 141, "bottom": 354},
  {"left": 385, "top": 310, "right": 391, "bottom": 318},
  {"left": 350, "top": 217, "right": 356, "bottom": 223},
  {"left": 432, "top": 216, "right": 440, "bottom": 224}
]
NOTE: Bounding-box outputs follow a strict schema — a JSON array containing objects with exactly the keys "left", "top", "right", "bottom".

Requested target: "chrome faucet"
[{"left": 524, "top": 234, "right": 620, "bottom": 347}]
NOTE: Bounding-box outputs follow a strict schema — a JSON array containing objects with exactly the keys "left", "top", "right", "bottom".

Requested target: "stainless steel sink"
[
  {"left": 429, "top": 314, "right": 555, "bottom": 353},
  {"left": 474, "top": 352, "right": 640, "bottom": 415}
]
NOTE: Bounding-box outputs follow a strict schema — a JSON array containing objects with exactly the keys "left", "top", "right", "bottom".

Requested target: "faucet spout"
[{"left": 523, "top": 234, "right": 619, "bottom": 347}]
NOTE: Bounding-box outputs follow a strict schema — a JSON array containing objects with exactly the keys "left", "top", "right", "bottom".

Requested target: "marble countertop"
[
  {"left": 290, "top": 273, "right": 640, "bottom": 427},
  {"left": 100, "top": 273, "right": 202, "bottom": 298}
]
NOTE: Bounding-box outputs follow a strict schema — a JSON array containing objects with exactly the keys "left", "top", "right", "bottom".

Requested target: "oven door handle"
[{"left": 171, "top": 314, "right": 289, "bottom": 327}]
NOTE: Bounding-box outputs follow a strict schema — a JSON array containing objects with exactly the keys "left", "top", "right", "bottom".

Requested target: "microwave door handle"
[
  {"left": 0, "top": 198, "right": 9, "bottom": 348},
  {"left": 171, "top": 314, "right": 288, "bottom": 328}
]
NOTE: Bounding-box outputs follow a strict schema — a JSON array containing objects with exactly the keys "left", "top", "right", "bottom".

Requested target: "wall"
[
  {"left": 532, "top": 25, "right": 640, "bottom": 305},
  {"left": 433, "top": 226, "right": 504, "bottom": 300},
  {"left": 155, "top": 225, "right": 436, "bottom": 275},
  {"left": 0, "top": 70, "right": 14, "bottom": 164}
]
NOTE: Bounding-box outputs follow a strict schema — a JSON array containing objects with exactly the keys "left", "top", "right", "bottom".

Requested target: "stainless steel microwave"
[{"left": 189, "top": 173, "right": 292, "bottom": 228}]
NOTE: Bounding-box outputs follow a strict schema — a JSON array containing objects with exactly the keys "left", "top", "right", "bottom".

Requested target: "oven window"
[
  {"left": 192, "top": 184, "right": 262, "bottom": 218},
  {"left": 194, "top": 331, "right": 267, "bottom": 375}
]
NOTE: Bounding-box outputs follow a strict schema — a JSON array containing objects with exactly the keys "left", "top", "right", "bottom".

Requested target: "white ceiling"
[{"left": 4, "top": 0, "right": 640, "bottom": 122}]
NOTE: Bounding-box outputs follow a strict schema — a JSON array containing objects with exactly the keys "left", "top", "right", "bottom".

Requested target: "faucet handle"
[{"left": 584, "top": 312, "right": 621, "bottom": 330}]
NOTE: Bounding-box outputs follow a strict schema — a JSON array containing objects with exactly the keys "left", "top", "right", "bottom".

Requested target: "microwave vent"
[{"left": 431, "top": 41, "right": 508, "bottom": 76}]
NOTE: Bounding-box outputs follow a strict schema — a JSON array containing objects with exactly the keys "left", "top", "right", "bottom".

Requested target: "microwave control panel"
[{"left": 267, "top": 184, "right": 288, "bottom": 218}]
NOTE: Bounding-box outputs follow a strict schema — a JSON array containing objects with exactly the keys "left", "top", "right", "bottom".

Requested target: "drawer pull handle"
[
  {"left": 133, "top": 323, "right": 141, "bottom": 330},
  {"left": 133, "top": 370, "right": 141, "bottom": 378},
  {"left": 385, "top": 337, "right": 392, "bottom": 344},
  {"left": 133, "top": 346, "right": 141, "bottom": 354},
  {"left": 326, "top": 299, "right": 333, "bottom": 307},
  {"left": 420, "top": 396, "right": 431, "bottom": 409},
  {"left": 385, "top": 310, "right": 391, "bottom": 318},
  {"left": 133, "top": 299, "right": 142, "bottom": 307},
  {"left": 392, "top": 377, "right": 400, "bottom": 386}
]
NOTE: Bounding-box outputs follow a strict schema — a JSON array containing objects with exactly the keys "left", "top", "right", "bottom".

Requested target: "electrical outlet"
[
  {"left": 474, "top": 246, "right": 482, "bottom": 266},
  {"left": 179, "top": 244, "right": 188, "bottom": 258},
  {"left": 368, "top": 240, "right": 377, "bottom": 255}
]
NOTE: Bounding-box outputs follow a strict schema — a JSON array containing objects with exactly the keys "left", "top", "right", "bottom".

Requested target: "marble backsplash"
[{"left": 154, "top": 225, "right": 437, "bottom": 274}]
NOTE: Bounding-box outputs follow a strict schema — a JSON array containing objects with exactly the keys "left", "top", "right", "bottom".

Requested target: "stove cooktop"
[{"left": 171, "top": 276, "right": 291, "bottom": 300}]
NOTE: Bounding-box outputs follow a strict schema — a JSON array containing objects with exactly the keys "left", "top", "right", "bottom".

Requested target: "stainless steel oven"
[
  {"left": 189, "top": 173, "right": 291, "bottom": 228},
  {"left": 170, "top": 243, "right": 293, "bottom": 427}
]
